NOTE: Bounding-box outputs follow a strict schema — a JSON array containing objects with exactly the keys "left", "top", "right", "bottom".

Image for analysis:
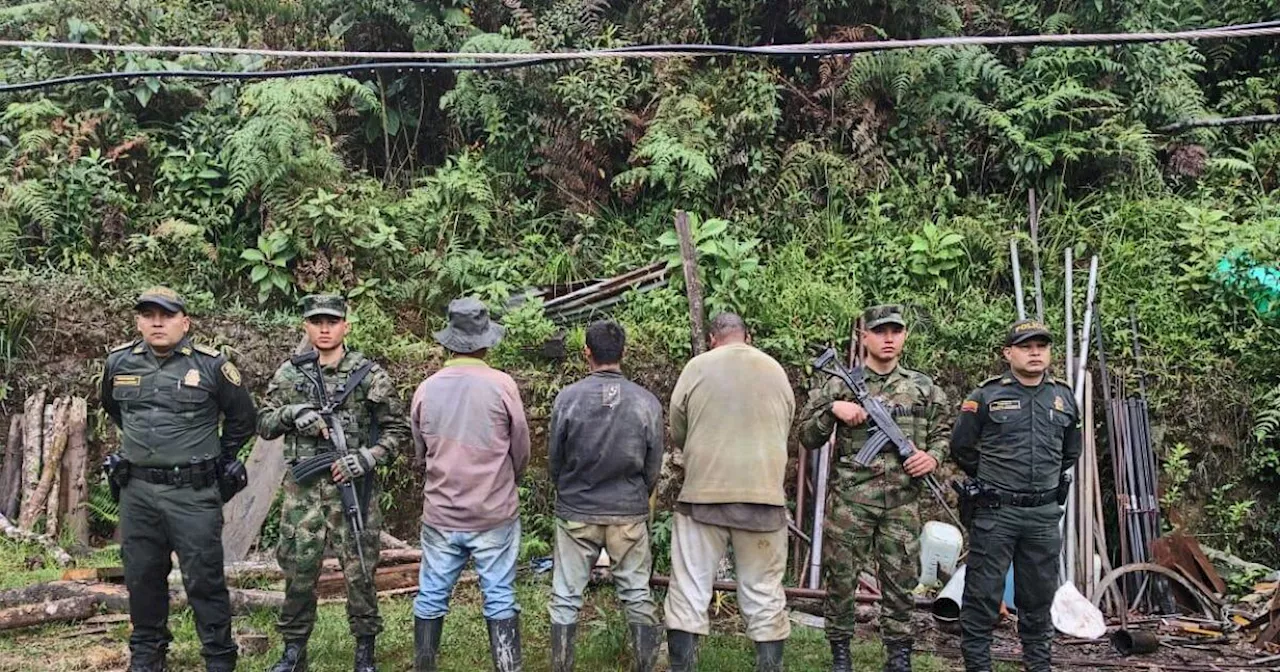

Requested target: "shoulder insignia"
[
  {"left": 961, "top": 399, "right": 980, "bottom": 413},
  {"left": 109, "top": 340, "right": 138, "bottom": 353},
  {"left": 178, "top": 345, "right": 193, "bottom": 356},
  {"left": 193, "top": 343, "right": 222, "bottom": 357},
  {"left": 221, "top": 361, "right": 242, "bottom": 387},
  {"left": 979, "top": 375, "right": 1004, "bottom": 387}
]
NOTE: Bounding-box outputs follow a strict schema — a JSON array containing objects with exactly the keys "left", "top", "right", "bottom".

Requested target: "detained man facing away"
[
  {"left": 547, "top": 320, "right": 665, "bottom": 671},
  {"left": 409, "top": 297, "right": 531, "bottom": 672},
  {"left": 664, "top": 313, "right": 796, "bottom": 672}
]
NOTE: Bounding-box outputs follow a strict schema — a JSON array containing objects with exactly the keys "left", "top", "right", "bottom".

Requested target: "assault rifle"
[
  {"left": 811, "top": 347, "right": 964, "bottom": 529},
  {"left": 288, "top": 350, "right": 375, "bottom": 576}
]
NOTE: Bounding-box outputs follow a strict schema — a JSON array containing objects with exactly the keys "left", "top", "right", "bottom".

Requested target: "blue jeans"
[{"left": 413, "top": 518, "right": 521, "bottom": 621}]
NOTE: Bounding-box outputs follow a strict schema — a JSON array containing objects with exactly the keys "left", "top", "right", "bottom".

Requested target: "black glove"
[
  {"left": 1056, "top": 472, "right": 1073, "bottom": 506},
  {"left": 217, "top": 455, "right": 249, "bottom": 503}
]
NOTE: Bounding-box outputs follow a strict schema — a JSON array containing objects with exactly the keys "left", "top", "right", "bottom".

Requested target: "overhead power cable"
[{"left": 2, "top": 23, "right": 1280, "bottom": 94}]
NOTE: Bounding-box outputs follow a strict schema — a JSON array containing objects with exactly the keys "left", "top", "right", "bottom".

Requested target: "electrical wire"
[{"left": 2, "top": 23, "right": 1280, "bottom": 94}]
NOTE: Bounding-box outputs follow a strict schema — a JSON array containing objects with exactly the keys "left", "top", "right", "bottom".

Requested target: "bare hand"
[
  {"left": 903, "top": 450, "right": 938, "bottom": 478},
  {"left": 831, "top": 401, "right": 869, "bottom": 426}
]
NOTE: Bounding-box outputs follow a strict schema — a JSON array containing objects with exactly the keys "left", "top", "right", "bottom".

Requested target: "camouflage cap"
[
  {"left": 301, "top": 294, "right": 347, "bottom": 319},
  {"left": 134, "top": 286, "right": 186, "bottom": 314},
  {"left": 863, "top": 304, "right": 907, "bottom": 330},
  {"left": 1006, "top": 318, "right": 1053, "bottom": 346}
]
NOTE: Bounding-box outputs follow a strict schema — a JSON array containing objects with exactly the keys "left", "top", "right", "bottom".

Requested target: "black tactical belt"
[
  {"left": 994, "top": 488, "right": 1058, "bottom": 507},
  {"left": 130, "top": 460, "right": 218, "bottom": 488}
]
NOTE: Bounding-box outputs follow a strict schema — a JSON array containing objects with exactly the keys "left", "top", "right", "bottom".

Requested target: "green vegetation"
[{"left": 1, "top": 0, "right": 1280, "bottom": 570}]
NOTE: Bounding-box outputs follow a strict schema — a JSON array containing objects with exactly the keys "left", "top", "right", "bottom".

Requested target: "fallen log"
[
  {"left": 0, "top": 512, "right": 71, "bottom": 566},
  {"left": 316, "top": 562, "right": 420, "bottom": 598},
  {"left": 1, "top": 415, "right": 22, "bottom": 519},
  {"left": 21, "top": 397, "right": 68, "bottom": 531},
  {"left": 380, "top": 531, "right": 411, "bottom": 550},
  {"left": 0, "top": 595, "right": 101, "bottom": 630},
  {"left": 220, "top": 549, "right": 423, "bottom": 587},
  {"left": 61, "top": 398, "right": 89, "bottom": 549},
  {"left": 19, "top": 390, "right": 44, "bottom": 523}
]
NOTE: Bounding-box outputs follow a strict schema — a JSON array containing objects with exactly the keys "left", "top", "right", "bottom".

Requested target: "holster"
[
  {"left": 952, "top": 479, "right": 978, "bottom": 528},
  {"left": 102, "top": 454, "right": 130, "bottom": 502},
  {"left": 1056, "top": 472, "right": 1073, "bottom": 506},
  {"left": 217, "top": 456, "right": 249, "bottom": 503}
]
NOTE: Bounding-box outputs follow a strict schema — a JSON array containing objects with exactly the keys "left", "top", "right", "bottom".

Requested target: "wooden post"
[
  {"left": 1029, "top": 188, "right": 1045, "bottom": 323},
  {"left": 674, "top": 211, "right": 708, "bottom": 356},
  {"left": 22, "top": 397, "right": 68, "bottom": 532},
  {"left": 62, "top": 398, "right": 89, "bottom": 549},
  {"left": 1, "top": 416, "right": 22, "bottom": 519},
  {"left": 19, "top": 389, "right": 45, "bottom": 524}
]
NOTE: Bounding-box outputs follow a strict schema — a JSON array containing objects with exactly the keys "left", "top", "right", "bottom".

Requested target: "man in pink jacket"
[{"left": 409, "top": 297, "right": 531, "bottom": 672}]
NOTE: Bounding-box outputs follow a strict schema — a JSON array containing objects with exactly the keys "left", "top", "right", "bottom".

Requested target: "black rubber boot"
[
  {"left": 829, "top": 637, "right": 852, "bottom": 672},
  {"left": 268, "top": 640, "right": 307, "bottom": 672},
  {"left": 486, "top": 615, "right": 523, "bottom": 672},
  {"left": 629, "top": 623, "right": 661, "bottom": 672},
  {"left": 129, "top": 652, "right": 167, "bottom": 672},
  {"left": 550, "top": 623, "right": 576, "bottom": 672},
  {"left": 205, "top": 655, "right": 236, "bottom": 672},
  {"left": 413, "top": 617, "right": 443, "bottom": 672},
  {"left": 755, "top": 639, "right": 784, "bottom": 672},
  {"left": 883, "top": 639, "right": 913, "bottom": 672},
  {"left": 1021, "top": 639, "right": 1052, "bottom": 672},
  {"left": 666, "top": 630, "right": 699, "bottom": 672},
  {"left": 353, "top": 635, "right": 376, "bottom": 672}
]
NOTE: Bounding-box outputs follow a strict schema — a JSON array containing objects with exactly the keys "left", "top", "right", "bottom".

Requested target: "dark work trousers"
[
  {"left": 960, "top": 503, "right": 1061, "bottom": 672},
  {"left": 120, "top": 478, "right": 236, "bottom": 666}
]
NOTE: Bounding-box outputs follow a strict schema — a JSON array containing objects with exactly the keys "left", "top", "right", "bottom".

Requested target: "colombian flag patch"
[{"left": 961, "top": 400, "right": 979, "bottom": 413}]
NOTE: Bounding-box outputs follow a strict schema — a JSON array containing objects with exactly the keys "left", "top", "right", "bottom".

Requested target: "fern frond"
[{"left": 1255, "top": 384, "right": 1280, "bottom": 443}]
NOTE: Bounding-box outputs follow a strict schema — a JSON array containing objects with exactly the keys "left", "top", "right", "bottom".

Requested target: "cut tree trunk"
[
  {"left": 380, "top": 531, "right": 410, "bottom": 549},
  {"left": 0, "top": 512, "right": 72, "bottom": 566},
  {"left": 42, "top": 398, "right": 64, "bottom": 536},
  {"left": 674, "top": 210, "right": 707, "bottom": 356},
  {"left": 0, "top": 596, "right": 100, "bottom": 631},
  {"left": 1, "top": 416, "right": 22, "bottom": 519},
  {"left": 21, "top": 397, "right": 69, "bottom": 531},
  {"left": 19, "top": 389, "right": 44, "bottom": 524},
  {"left": 61, "top": 398, "right": 89, "bottom": 549}
]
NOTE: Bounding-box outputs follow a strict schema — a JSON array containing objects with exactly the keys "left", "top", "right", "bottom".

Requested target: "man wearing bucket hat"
[
  {"left": 409, "top": 297, "right": 531, "bottom": 672},
  {"left": 258, "top": 294, "right": 411, "bottom": 672},
  {"left": 798, "top": 304, "right": 950, "bottom": 672},
  {"left": 100, "top": 287, "right": 256, "bottom": 672},
  {"left": 949, "top": 319, "right": 1081, "bottom": 672}
]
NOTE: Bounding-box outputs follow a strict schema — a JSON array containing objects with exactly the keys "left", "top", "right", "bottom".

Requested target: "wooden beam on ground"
[
  {"left": 0, "top": 512, "right": 71, "bottom": 566},
  {"left": 0, "top": 596, "right": 101, "bottom": 631},
  {"left": 316, "top": 562, "right": 420, "bottom": 598},
  {"left": 1, "top": 415, "right": 22, "bottom": 519}
]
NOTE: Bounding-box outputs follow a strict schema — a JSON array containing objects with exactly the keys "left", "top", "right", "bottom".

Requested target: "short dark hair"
[
  {"left": 585, "top": 320, "right": 626, "bottom": 365},
  {"left": 709, "top": 312, "right": 748, "bottom": 338}
]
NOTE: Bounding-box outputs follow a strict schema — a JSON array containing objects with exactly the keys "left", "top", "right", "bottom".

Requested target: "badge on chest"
[
  {"left": 183, "top": 368, "right": 202, "bottom": 387},
  {"left": 988, "top": 399, "right": 1022, "bottom": 412}
]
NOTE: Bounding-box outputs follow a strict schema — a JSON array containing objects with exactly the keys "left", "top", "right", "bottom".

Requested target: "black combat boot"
[
  {"left": 486, "top": 615, "right": 523, "bottom": 672},
  {"left": 883, "top": 639, "right": 913, "bottom": 672},
  {"left": 129, "top": 653, "right": 167, "bottom": 672},
  {"left": 205, "top": 654, "right": 236, "bottom": 672},
  {"left": 550, "top": 623, "right": 576, "bottom": 672},
  {"left": 353, "top": 635, "right": 376, "bottom": 672},
  {"left": 666, "top": 630, "right": 699, "bottom": 672},
  {"left": 755, "top": 640, "right": 784, "bottom": 672},
  {"left": 829, "top": 637, "right": 852, "bottom": 672},
  {"left": 1021, "top": 639, "right": 1052, "bottom": 672},
  {"left": 628, "top": 623, "right": 661, "bottom": 672},
  {"left": 413, "top": 617, "right": 443, "bottom": 672},
  {"left": 268, "top": 640, "right": 307, "bottom": 672}
]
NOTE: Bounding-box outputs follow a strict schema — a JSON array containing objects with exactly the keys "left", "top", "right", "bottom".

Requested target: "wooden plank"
[
  {"left": 19, "top": 389, "right": 44, "bottom": 523},
  {"left": 220, "top": 437, "right": 286, "bottom": 563},
  {"left": 61, "top": 398, "right": 90, "bottom": 549},
  {"left": 1, "top": 415, "right": 22, "bottom": 519},
  {"left": 674, "top": 210, "right": 707, "bottom": 356}
]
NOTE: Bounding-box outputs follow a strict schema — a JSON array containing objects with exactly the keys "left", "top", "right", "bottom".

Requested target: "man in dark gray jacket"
[{"left": 547, "top": 320, "right": 664, "bottom": 672}]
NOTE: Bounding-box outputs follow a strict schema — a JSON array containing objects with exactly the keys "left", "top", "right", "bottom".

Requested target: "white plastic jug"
[{"left": 919, "top": 521, "right": 964, "bottom": 587}]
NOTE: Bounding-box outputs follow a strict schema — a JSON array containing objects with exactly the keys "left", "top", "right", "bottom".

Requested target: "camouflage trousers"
[
  {"left": 276, "top": 473, "right": 383, "bottom": 640},
  {"left": 822, "top": 499, "right": 920, "bottom": 643}
]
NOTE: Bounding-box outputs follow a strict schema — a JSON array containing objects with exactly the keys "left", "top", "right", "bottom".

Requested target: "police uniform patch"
[
  {"left": 1054, "top": 395, "right": 1065, "bottom": 412},
  {"left": 113, "top": 375, "right": 141, "bottom": 387},
  {"left": 989, "top": 399, "right": 1022, "bottom": 412},
  {"left": 961, "top": 400, "right": 980, "bottom": 413},
  {"left": 194, "top": 343, "right": 221, "bottom": 357},
  {"left": 183, "top": 369, "right": 201, "bottom": 387},
  {"left": 221, "top": 361, "right": 242, "bottom": 387}
]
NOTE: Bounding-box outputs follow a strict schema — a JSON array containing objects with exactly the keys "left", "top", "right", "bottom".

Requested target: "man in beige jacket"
[{"left": 664, "top": 313, "right": 795, "bottom": 672}]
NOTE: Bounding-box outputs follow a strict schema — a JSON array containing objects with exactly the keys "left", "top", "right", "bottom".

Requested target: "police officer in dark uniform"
[
  {"left": 101, "top": 287, "right": 257, "bottom": 672},
  {"left": 949, "top": 319, "right": 1081, "bottom": 672}
]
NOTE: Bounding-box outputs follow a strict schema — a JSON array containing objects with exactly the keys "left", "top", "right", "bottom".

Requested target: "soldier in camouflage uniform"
[
  {"left": 799, "top": 305, "right": 950, "bottom": 672},
  {"left": 257, "top": 295, "right": 410, "bottom": 672}
]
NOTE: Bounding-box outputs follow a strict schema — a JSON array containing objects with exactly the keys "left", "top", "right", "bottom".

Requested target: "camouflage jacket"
[
  {"left": 799, "top": 364, "right": 950, "bottom": 509},
  {"left": 257, "top": 348, "right": 410, "bottom": 466}
]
